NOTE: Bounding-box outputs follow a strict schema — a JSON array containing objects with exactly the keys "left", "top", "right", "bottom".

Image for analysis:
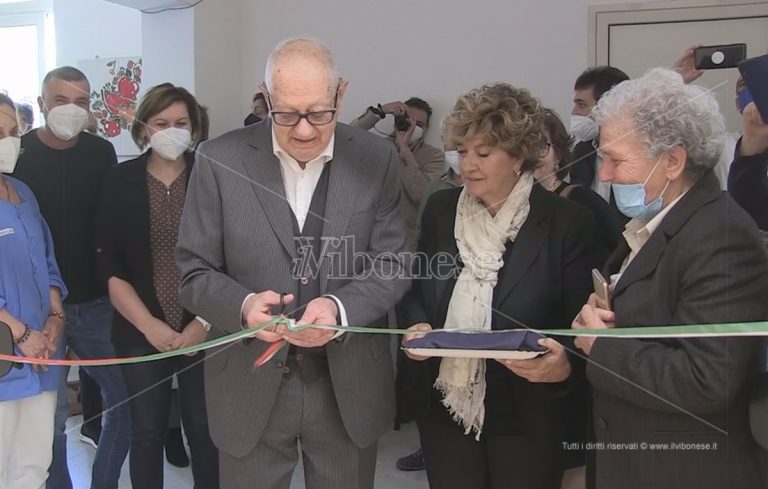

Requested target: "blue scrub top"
[{"left": 0, "top": 176, "right": 67, "bottom": 402}]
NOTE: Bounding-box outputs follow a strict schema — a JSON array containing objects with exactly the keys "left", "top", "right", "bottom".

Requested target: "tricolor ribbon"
[{"left": 3, "top": 319, "right": 768, "bottom": 369}]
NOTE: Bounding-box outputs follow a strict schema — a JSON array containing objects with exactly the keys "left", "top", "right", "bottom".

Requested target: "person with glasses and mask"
[
  {"left": 175, "top": 37, "right": 409, "bottom": 489},
  {"left": 534, "top": 108, "right": 623, "bottom": 253},
  {"left": 0, "top": 93, "right": 67, "bottom": 489},
  {"left": 350, "top": 97, "right": 445, "bottom": 251},
  {"left": 12, "top": 66, "right": 130, "bottom": 489}
]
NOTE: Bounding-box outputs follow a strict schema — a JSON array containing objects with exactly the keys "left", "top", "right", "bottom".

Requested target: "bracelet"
[
  {"left": 14, "top": 324, "right": 31, "bottom": 345},
  {"left": 49, "top": 310, "right": 65, "bottom": 321}
]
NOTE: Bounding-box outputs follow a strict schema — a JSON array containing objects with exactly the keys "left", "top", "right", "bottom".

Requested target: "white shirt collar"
[{"left": 619, "top": 190, "right": 688, "bottom": 274}]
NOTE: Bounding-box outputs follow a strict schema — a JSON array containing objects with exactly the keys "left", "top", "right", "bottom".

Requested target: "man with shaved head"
[
  {"left": 176, "top": 38, "right": 409, "bottom": 488},
  {"left": 13, "top": 66, "right": 129, "bottom": 489}
]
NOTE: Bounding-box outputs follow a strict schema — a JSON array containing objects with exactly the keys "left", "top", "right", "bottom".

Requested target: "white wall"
[
  {"left": 50, "top": 0, "right": 677, "bottom": 143},
  {"left": 141, "top": 8, "right": 195, "bottom": 92},
  {"left": 193, "top": 0, "right": 242, "bottom": 137},
  {"left": 237, "top": 0, "right": 657, "bottom": 148},
  {"left": 53, "top": 0, "right": 141, "bottom": 68}
]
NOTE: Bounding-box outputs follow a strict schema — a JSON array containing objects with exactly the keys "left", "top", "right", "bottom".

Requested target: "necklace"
[{"left": 544, "top": 178, "right": 562, "bottom": 193}]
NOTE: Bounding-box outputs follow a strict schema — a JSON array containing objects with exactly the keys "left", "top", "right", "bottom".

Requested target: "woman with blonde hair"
[{"left": 399, "top": 83, "right": 600, "bottom": 489}]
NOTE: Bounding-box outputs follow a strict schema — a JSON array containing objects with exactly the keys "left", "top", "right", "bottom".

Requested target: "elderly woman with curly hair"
[
  {"left": 573, "top": 68, "right": 768, "bottom": 489},
  {"left": 398, "top": 83, "right": 601, "bottom": 489}
]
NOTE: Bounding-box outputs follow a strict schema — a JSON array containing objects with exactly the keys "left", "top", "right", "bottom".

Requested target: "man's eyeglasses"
[{"left": 266, "top": 85, "right": 339, "bottom": 127}]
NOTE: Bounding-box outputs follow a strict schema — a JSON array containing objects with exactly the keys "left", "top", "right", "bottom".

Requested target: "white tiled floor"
[{"left": 65, "top": 416, "right": 428, "bottom": 488}]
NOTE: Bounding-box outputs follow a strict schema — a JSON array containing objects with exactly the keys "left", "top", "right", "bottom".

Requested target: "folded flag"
[{"left": 403, "top": 329, "right": 549, "bottom": 359}]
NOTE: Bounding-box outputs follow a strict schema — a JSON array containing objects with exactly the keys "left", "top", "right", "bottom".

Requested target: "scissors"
[{"left": 253, "top": 293, "right": 289, "bottom": 368}]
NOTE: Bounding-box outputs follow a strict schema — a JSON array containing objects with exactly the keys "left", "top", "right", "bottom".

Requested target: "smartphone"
[
  {"left": 591, "top": 268, "right": 611, "bottom": 311},
  {"left": 0, "top": 321, "right": 14, "bottom": 379},
  {"left": 738, "top": 54, "right": 768, "bottom": 123},
  {"left": 694, "top": 44, "right": 747, "bottom": 70}
]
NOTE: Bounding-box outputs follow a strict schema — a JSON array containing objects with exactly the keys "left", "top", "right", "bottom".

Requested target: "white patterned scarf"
[{"left": 435, "top": 171, "right": 533, "bottom": 439}]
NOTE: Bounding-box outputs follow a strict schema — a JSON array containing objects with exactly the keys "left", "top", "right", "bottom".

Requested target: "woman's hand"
[
  {"left": 740, "top": 103, "right": 768, "bottom": 157},
  {"left": 172, "top": 319, "right": 209, "bottom": 356},
  {"left": 17, "top": 329, "right": 55, "bottom": 371},
  {"left": 572, "top": 303, "right": 616, "bottom": 356},
  {"left": 403, "top": 323, "right": 432, "bottom": 361},
  {"left": 498, "top": 338, "right": 571, "bottom": 383},
  {"left": 143, "top": 318, "right": 181, "bottom": 352}
]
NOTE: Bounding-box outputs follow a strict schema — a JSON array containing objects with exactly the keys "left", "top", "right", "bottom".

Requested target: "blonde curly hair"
[{"left": 443, "top": 83, "right": 547, "bottom": 171}]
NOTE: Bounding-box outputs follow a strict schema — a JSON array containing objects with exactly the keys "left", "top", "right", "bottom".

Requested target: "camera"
[{"left": 394, "top": 115, "right": 411, "bottom": 132}]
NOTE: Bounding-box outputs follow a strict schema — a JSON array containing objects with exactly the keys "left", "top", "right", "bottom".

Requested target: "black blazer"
[
  {"left": 398, "top": 185, "right": 601, "bottom": 443},
  {"left": 589, "top": 171, "right": 768, "bottom": 489},
  {"left": 97, "top": 151, "right": 195, "bottom": 353},
  {"left": 570, "top": 140, "right": 626, "bottom": 221},
  {"left": 570, "top": 141, "right": 598, "bottom": 189}
]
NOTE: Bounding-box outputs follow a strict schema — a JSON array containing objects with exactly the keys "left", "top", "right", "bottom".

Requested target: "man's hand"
[
  {"left": 673, "top": 45, "right": 704, "bottom": 84},
  {"left": 41, "top": 316, "right": 64, "bottom": 357},
  {"left": 740, "top": 103, "right": 768, "bottom": 157},
  {"left": 242, "top": 291, "right": 294, "bottom": 343},
  {"left": 395, "top": 120, "right": 416, "bottom": 153},
  {"left": 144, "top": 318, "right": 182, "bottom": 352},
  {"left": 281, "top": 297, "right": 337, "bottom": 348},
  {"left": 381, "top": 101, "right": 408, "bottom": 116},
  {"left": 572, "top": 304, "right": 616, "bottom": 356},
  {"left": 403, "top": 323, "right": 432, "bottom": 361},
  {"left": 499, "top": 338, "right": 571, "bottom": 382}
]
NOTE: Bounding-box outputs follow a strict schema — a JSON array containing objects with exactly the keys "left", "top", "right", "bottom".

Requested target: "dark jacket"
[
  {"left": 589, "top": 171, "right": 768, "bottom": 489},
  {"left": 570, "top": 140, "right": 598, "bottom": 189},
  {"left": 727, "top": 138, "right": 768, "bottom": 231},
  {"left": 398, "top": 185, "right": 600, "bottom": 448},
  {"left": 97, "top": 151, "right": 194, "bottom": 353},
  {"left": 14, "top": 130, "right": 117, "bottom": 303},
  {"left": 570, "top": 140, "right": 626, "bottom": 222},
  {"left": 555, "top": 182, "right": 623, "bottom": 252}
]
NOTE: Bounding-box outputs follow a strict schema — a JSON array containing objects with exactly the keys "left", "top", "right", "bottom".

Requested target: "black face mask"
[{"left": 244, "top": 113, "right": 263, "bottom": 126}]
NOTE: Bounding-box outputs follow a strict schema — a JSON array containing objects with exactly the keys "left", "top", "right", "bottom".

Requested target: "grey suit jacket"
[
  {"left": 588, "top": 172, "right": 768, "bottom": 489},
  {"left": 176, "top": 121, "right": 409, "bottom": 457}
]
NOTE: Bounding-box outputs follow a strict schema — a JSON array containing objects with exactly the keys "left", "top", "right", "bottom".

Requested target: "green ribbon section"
[{"left": 4, "top": 319, "right": 768, "bottom": 367}]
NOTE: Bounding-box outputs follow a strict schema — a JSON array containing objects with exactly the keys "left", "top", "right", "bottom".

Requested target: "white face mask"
[
  {"left": 0, "top": 137, "right": 20, "bottom": 174},
  {"left": 570, "top": 114, "right": 599, "bottom": 143},
  {"left": 150, "top": 127, "right": 191, "bottom": 160},
  {"left": 409, "top": 125, "right": 424, "bottom": 145},
  {"left": 444, "top": 150, "right": 460, "bottom": 175},
  {"left": 45, "top": 104, "right": 89, "bottom": 141}
]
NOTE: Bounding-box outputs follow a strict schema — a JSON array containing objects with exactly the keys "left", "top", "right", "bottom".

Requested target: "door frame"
[{"left": 588, "top": 0, "right": 768, "bottom": 66}]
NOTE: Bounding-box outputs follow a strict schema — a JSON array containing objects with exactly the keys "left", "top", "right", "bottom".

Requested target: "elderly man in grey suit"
[{"left": 176, "top": 38, "right": 409, "bottom": 489}]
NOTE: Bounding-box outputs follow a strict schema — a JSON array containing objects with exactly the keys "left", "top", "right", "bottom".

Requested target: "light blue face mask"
[{"left": 611, "top": 158, "right": 670, "bottom": 220}]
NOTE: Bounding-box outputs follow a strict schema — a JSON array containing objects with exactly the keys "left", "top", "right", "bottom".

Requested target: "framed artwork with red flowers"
[{"left": 79, "top": 56, "right": 143, "bottom": 157}]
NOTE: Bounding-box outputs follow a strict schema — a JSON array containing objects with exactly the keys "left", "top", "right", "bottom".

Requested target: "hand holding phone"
[
  {"left": 591, "top": 269, "right": 612, "bottom": 311},
  {"left": 694, "top": 44, "right": 747, "bottom": 70},
  {"left": 739, "top": 54, "right": 768, "bottom": 124}
]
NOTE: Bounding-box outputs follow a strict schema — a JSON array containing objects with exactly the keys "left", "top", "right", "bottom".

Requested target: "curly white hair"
[{"left": 592, "top": 67, "right": 725, "bottom": 179}]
